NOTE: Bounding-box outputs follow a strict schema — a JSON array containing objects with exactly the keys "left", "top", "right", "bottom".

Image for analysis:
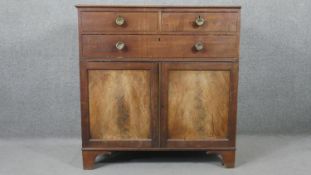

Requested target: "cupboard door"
[
  {"left": 160, "top": 62, "right": 238, "bottom": 148},
  {"left": 80, "top": 62, "right": 159, "bottom": 148}
]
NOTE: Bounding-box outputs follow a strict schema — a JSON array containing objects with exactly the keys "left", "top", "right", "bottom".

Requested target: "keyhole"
[{"left": 158, "top": 37, "right": 161, "bottom": 41}]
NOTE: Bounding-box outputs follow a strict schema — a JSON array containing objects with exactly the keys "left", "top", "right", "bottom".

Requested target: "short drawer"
[
  {"left": 161, "top": 12, "right": 238, "bottom": 33},
  {"left": 80, "top": 12, "right": 158, "bottom": 32},
  {"left": 81, "top": 35, "right": 238, "bottom": 58}
]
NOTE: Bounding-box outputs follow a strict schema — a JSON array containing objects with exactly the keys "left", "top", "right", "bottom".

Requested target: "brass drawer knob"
[
  {"left": 195, "top": 16, "right": 205, "bottom": 26},
  {"left": 115, "top": 41, "right": 125, "bottom": 50},
  {"left": 115, "top": 16, "right": 125, "bottom": 26},
  {"left": 194, "top": 42, "right": 204, "bottom": 51}
]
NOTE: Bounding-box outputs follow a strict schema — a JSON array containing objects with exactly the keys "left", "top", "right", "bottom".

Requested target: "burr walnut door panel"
[
  {"left": 80, "top": 62, "right": 159, "bottom": 148},
  {"left": 160, "top": 62, "right": 238, "bottom": 148}
]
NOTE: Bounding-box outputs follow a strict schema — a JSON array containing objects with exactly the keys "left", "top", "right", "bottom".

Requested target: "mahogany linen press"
[{"left": 76, "top": 5, "right": 240, "bottom": 169}]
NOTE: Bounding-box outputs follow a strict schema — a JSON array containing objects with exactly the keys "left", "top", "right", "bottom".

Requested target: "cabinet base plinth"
[{"left": 82, "top": 150, "right": 235, "bottom": 169}]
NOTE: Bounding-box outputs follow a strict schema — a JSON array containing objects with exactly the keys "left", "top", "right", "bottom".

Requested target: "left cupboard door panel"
[{"left": 80, "top": 62, "right": 159, "bottom": 148}]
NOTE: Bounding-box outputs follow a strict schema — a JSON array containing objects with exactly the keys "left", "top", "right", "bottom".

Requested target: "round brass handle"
[
  {"left": 115, "top": 16, "right": 125, "bottom": 26},
  {"left": 115, "top": 41, "right": 125, "bottom": 50},
  {"left": 194, "top": 42, "right": 204, "bottom": 51},
  {"left": 195, "top": 16, "right": 205, "bottom": 26}
]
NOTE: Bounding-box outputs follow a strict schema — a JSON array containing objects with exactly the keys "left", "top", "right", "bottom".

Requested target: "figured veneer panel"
[
  {"left": 168, "top": 70, "right": 230, "bottom": 139},
  {"left": 88, "top": 70, "right": 151, "bottom": 140},
  {"left": 162, "top": 12, "right": 238, "bottom": 32},
  {"left": 81, "top": 12, "right": 158, "bottom": 32}
]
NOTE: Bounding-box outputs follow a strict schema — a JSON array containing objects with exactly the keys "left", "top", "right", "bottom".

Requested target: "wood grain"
[
  {"left": 158, "top": 35, "right": 237, "bottom": 58},
  {"left": 82, "top": 35, "right": 237, "bottom": 58},
  {"left": 88, "top": 70, "right": 151, "bottom": 140},
  {"left": 76, "top": 5, "right": 241, "bottom": 9},
  {"left": 162, "top": 12, "right": 238, "bottom": 32},
  {"left": 168, "top": 70, "right": 230, "bottom": 140},
  {"left": 82, "top": 35, "right": 159, "bottom": 58},
  {"left": 81, "top": 12, "right": 158, "bottom": 32}
]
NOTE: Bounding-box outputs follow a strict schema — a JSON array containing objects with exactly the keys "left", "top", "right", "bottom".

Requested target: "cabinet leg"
[
  {"left": 208, "top": 150, "right": 235, "bottom": 168},
  {"left": 82, "top": 150, "right": 111, "bottom": 170}
]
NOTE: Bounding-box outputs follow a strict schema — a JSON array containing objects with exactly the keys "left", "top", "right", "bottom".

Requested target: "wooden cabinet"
[{"left": 77, "top": 5, "right": 240, "bottom": 169}]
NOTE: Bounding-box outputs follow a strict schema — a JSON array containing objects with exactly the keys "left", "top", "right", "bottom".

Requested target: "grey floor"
[{"left": 0, "top": 135, "right": 310, "bottom": 175}]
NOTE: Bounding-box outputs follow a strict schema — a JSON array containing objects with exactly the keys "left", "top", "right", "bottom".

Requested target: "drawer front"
[
  {"left": 162, "top": 12, "right": 238, "bottom": 33},
  {"left": 82, "top": 35, "right": 160, "bottom": 58},
  {"left": 157, "top": 35, "right": 238, "bottom": 58},
  {"left": 82, "top": 35, "right": 238, "bottom": 58},
  {"left": 80, "top": 12, "right": 158, "bottom": 32}
]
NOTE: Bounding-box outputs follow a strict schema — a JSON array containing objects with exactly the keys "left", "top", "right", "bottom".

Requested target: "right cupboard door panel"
[{"left": 160, "top": 62, "right": 238, "bottom": 148}]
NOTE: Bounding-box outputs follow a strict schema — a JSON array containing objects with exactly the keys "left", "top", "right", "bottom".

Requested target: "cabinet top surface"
[{"left": 75, "top": 4, "right": 241, "bottom": 9}]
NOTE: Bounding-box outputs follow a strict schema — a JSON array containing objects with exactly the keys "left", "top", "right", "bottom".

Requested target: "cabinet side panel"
[
  {"left": 168, "top": 70, "right": 230, "bottom": 140},
  {"left": 88, "top": 70, "right": 151, "bottom": 140}
]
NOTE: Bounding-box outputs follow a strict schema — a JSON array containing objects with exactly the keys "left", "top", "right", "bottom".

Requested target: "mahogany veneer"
[
  {"left": 82, "top": 35, "right": 238, "bottom": 58},
  {"left": 77, "top": 5, "right": 241, "bottom": 169}
]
